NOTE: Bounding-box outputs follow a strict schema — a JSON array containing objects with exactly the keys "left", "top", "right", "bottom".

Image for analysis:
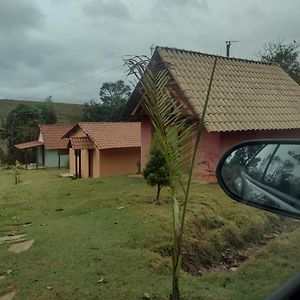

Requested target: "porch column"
[
  {"left": 42, "top": 147, "right": 45, "bottom": 165},
  {"left": 78, "top": 149, "right": 82, "bottom": 178},
  {"left": 75, "top": 150, "right": 78, "bottom": 178},
  {"left": 58, "top": 151, "right": 61, "bottom": 170},
  {"left": 25, "top": 149, "right": 28, "bottom": 170},
  {"left": 36, "top": 147, "right": 39, "bottom": 170}
]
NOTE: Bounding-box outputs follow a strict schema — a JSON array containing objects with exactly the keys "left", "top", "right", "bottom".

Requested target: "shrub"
[{"left": 143, "top": 146, "right": 170, "bottom": 203}]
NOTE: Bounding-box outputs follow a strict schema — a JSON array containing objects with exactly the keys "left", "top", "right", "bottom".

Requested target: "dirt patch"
[
  {"left": 59, "top": 173, "right": 74, "bottom": 178},
  {"left": 0, "top": 234, "right": 26, "bottom": 243},
  {"left": 0, "top": 291, "right": 17, "bottom": 300},
  {"left": 128, "top": 174, "right": 143, "bottom": 178},
  {"left": 184, "top": 226, "right": 298, "bottom": 276},
  {"left": 153, "top": 219, "right": 299, "bottom": 277},
  {"left": 8, "top": 240, "right": 34, "bottom": 253},
  {"left": 9, "top": 222, "right": 32, "bottom": 228}
]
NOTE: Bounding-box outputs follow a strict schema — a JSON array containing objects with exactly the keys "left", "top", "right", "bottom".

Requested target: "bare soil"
[
  {"left": 0, "top": 234, "right": 26, "bottom": 243},
  {"left": 0, "top": 291, "right": 16, "bottom": 300},
  {"left": 8, "top": 240, "right": 34, "bottom": 253}
]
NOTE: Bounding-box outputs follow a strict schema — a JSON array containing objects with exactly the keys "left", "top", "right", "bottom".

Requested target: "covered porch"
[
  {"left": 15, "top": 140, "right": 67, "bottom": 169},
  {"left": 69, "top": 137, "right": 95, "bottom": 178},
  {"left": 14, "top": 140, "right": 44, "bottom": 169}
]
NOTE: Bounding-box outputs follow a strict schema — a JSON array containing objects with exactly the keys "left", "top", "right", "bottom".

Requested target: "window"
[
  {"left": 264, "top": 144, "right": 300, "bottom": 200},
  {"left": 245, "top": 145, "right": 277, "bottom": 180}
]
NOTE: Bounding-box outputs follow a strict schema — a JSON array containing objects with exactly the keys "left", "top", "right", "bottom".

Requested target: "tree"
[
  {"left": 38, "top": 98, "right": 57, "bottom": 124},
  {"left": 2, "top": 101, "right": 58, "bottom": 164},
  {"left": 4, "top": 104, "right": 42, "bottom": 163},
  {"left": 258, "top": 41, "right": 300, "bottom": 84},
  {"left": 0, "top": 117, "right": 7, "bottom": 163},
  {"left": 0, "top": 117, "right": 5, "bottom": 144},
  {"left": 82, "top": 80, "right": 131, "bottom": 121},
  {"left": 82, "top": 99, "right": 104, "bottom": 121},
  {"left": 143, "top": 145, "right": 170, "bottom": 203},
  {"left": 44, "top": 95, "right": 52, "bottom": 102}
]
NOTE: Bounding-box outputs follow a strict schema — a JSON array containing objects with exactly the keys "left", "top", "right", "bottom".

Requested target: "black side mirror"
[{"left": 216, "top": 140, "right": 300, "bottom": 219}]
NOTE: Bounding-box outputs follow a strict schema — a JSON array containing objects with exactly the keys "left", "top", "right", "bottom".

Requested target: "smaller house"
[
  {"left": 64, "top": 122, "right": 141, "bottom": 178},
  {"left": 15, "top": 124, "right": 73, "bottom": 168}
]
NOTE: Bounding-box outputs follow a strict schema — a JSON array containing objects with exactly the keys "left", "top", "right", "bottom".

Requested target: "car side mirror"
[{"left": 216, "top": 140, "right": 300, "bottom": 219}]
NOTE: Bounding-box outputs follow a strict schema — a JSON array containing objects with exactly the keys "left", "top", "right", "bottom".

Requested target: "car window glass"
[
  {"left": 264, "top": 144, "right": 300, "bottom": 200},
  {"left": 245, "top": 145, "right": 277, "bottom": 180}
]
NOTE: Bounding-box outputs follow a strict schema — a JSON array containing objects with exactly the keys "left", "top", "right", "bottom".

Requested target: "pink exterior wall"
[
  {"left": 99, "top": 147, "right": 140, "bottom": 176},
  {"left": 71, "top": 128, "right": 87, "bottom": 138},
  {"left": 80, "top": 149, "right": 89, "bottom": 179},
  {"left": 93, "top": 150, "right": 100, "bottom": 178},
  {"left": 141, "top": 117, "right": 152, "bottom": 168},
  {"left": 193, "top": 129, "right": 221, "bottom": 181},
  {"left": 68, "top": 127, "right": 89, "bottom": 177},
  {"left": 69, "top": 148, "right": 90, "bottom": 179},
  {"left": 140, "top": 117, "right": 300, "bottom": 182},
  {"left": 69, "top": 148, "right": 75, "bottom": 174}
]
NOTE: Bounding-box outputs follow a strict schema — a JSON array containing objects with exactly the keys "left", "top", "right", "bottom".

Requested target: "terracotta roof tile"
[
  {"left": 68, "top": 122, "right": 141, "bottom": 149},
  {"left": 40, "top": 124, "right": 73, "bottom": 149},
  {"left": 153, "top": 46, "right": 300, "bottom": 132},
  {"left": 70, "top": 137, "right": 95, "bottom": 149},
  {"left": 15, "top": 140, "right": 43, "bottom": 149}
]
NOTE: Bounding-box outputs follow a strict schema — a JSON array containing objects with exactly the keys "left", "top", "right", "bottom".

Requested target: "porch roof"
[
  {"left": 64, "top": 122, "right": 141, "bottom": 150},
  {"left": 69, "top": 137, "right": 95, "bottom": 150},
  {"left": 15, "top": 140, "right": 44, "bottom": 150}
]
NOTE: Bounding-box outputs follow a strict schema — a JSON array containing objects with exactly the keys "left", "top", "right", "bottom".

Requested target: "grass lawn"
[{"left": 0, "top": 168, "right": 299, "bottom": 299}]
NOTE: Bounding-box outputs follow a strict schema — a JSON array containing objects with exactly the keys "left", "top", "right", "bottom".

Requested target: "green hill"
[{"left": 0, "top": 99, "right": 84, "bottom": 124}]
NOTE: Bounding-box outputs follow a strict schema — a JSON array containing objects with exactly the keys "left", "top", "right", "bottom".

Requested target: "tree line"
[{"left": 0, "top": 80, "right": 132, "bottom": 165}]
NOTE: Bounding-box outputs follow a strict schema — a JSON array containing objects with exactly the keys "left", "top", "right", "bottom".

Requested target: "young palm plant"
[
  {"left": 14, "top": 160, "right": 21, "bottom": 184},
  {"left": 125, "top": 56, "right": 217, "bottom": 300}
]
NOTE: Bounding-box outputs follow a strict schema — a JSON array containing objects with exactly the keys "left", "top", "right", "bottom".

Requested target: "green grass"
[
  {"left": 0, "top": 169, "right": 299, "bottom": 299},
  {"left": 0, "top": 99, "right": 83, "bottom": 124}
]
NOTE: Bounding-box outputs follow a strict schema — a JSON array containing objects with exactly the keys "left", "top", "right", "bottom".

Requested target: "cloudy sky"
[{"left": 0, "top": 0, "right": 299, "bottom": 104}]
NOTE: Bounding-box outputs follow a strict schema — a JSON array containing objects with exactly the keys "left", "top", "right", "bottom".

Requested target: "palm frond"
[
  {"left": 124, "top": 55, "right": 218, "bottom": 300},
  {"left": 126, "top": 61, "right": 193, "bottom": 190}
]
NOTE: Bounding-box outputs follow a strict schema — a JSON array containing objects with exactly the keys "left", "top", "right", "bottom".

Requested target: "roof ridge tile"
[{"left": 156, "top": 45, "right": 277, "bottom": 66}]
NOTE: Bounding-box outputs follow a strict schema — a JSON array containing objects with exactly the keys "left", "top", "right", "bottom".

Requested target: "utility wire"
[
  {"left": 227, "top": 36, "right": 300, "bottom": 44},
  {"left": 24, "top": 36, "right": 300, "bottom": 100},
  {"left": 25, "top": 64, "right": 123, "bottom": 100},
  {"left": 218, "top": 36, "right": 300, "bottom": 57}
]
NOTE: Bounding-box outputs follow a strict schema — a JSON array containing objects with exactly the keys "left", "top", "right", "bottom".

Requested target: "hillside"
[{"left": 0, "top": 99, "right": 84, "bottom": 124}]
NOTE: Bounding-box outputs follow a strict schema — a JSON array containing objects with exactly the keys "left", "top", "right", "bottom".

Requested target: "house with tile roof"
[
  {"left": 63, "top": 122, "right": 141, "bottom": 178},
  {"left": 124, "top": 46, "right": 300, "bottom": 181},
  {"left": 15, "top": 124, "right": 73, "bottom": 168}
]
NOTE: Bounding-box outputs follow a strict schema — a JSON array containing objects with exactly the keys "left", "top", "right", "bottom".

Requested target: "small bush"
[{"left": 143, "top": 146, "right": 170, "bottom": 203}]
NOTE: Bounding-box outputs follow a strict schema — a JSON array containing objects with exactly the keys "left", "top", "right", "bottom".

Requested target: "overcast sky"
[{"left": 0, "top": 0, "right": 299, "bottom": 104}]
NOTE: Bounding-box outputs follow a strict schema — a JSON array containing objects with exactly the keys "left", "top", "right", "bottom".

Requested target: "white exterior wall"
[{"left": 44, "top": 150, "right": 69, "bottom": 168}]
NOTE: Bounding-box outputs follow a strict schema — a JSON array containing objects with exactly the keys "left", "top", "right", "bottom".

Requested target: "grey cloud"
[
  {"left": 244, "top": 6, "right": 265, "bottom": 19},
  {"left": 229, "top": 5, "right": 265, "bottom": 25},
  {"left": 156, "top": 0, "right": 208, "bottom": 10},
  {"left": 150, "top": 0, "right": 209, "bottom": 27},
  {"left": 0, "top": 0, "right": 299, "bottom": 103},
  {"left": 82, "top": 0, "right": 131, "bottom": 20},
  {"left": 0, "top": 0, "right": 44, "bottom": 33}
]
